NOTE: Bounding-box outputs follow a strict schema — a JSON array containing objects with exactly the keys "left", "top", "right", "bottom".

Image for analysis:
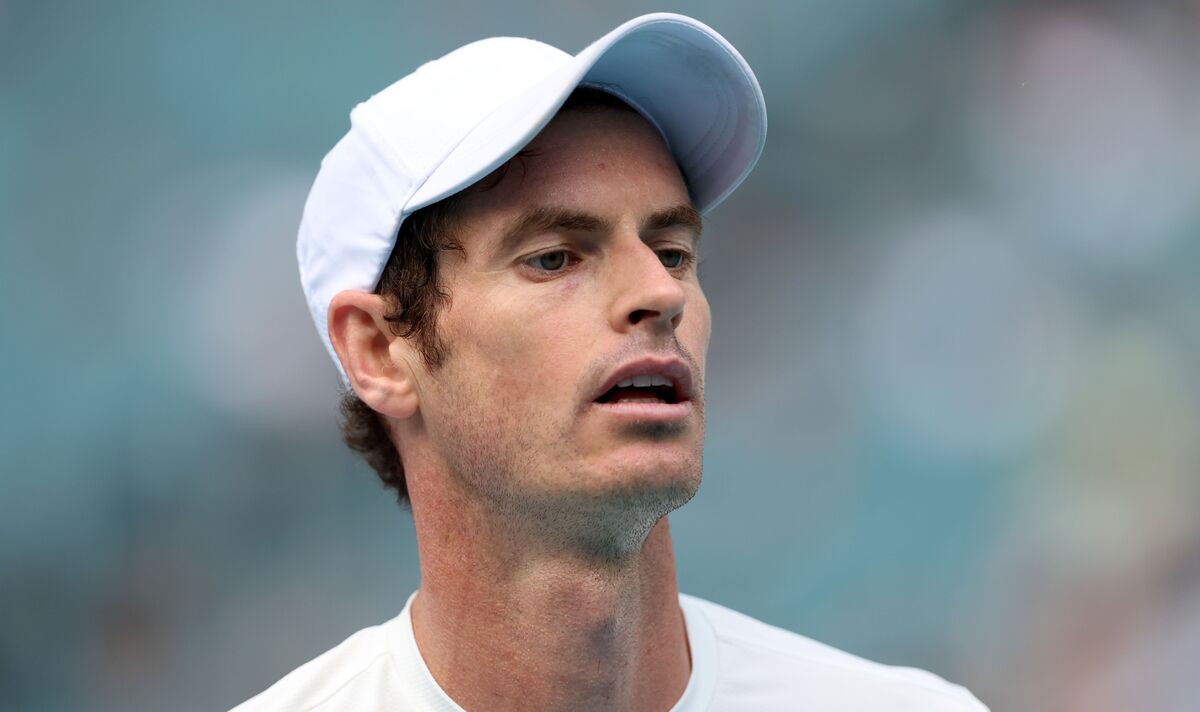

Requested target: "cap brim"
[{"left": 405, "top": 12, "right": 767, "bottom": 215}]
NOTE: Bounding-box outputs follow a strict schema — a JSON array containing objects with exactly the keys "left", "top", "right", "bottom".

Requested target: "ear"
[{"left": 327, "top": 290, "right": 420, "bottom": 419}]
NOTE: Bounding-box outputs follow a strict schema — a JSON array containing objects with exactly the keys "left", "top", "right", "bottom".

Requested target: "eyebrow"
[
  {"left": 645, "top": 204, "right": 703, "bottom": 241},
  {"left": 493, "top": 203, "right": 703, "bottom": 259}
]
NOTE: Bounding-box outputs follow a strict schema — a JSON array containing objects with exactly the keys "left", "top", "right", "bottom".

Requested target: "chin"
[
  {"left": 590, "top": 445, "right": 703, "bottom": 500},
  {"left": 564, "top": 470, "right": 700, "bottom": 560},
  {"left": 503, "top": 451, "right": 702, "bottom": 559}
]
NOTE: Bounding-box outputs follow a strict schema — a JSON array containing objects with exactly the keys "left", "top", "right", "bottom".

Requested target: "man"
[{"left": 235, "top": 13, "right": 988, "bottom": 711}]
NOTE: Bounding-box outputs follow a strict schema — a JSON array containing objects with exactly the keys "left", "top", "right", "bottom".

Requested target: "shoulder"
[
  {"left": 681, "top": 594, "right": 989, "bottom": 711},
  {"left": 229, "top": 618, "right": 399, "bottom": 712}
]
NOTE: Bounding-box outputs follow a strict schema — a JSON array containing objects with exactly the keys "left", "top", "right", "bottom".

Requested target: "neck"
[{"left": 407, "top": 480, "right": 691, "bottom": 712}]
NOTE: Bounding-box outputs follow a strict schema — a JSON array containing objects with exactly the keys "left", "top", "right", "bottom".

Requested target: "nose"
[{"left": 608, "top": 238, "right": 687, "bottom": 334}]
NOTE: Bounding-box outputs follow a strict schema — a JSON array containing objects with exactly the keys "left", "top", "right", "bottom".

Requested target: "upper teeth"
[{"left": 617, "top": 375, "right": 674, "bottom": 388}]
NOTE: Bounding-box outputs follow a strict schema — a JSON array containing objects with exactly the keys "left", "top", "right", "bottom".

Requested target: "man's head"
[
  {"left": 297, "top": 14, "right": 765, "bottom": 548},
  {"left": 331, "top": 91, "right": 708, "bottom": 553}
]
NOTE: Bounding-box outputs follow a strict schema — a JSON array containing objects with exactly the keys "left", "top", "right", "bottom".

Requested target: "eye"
[
  {"left": 528, "top": 250, "right": 574, "bottom": 272},
  {"left": 657, "top": 249, "right": 694, "bottom": 270}
]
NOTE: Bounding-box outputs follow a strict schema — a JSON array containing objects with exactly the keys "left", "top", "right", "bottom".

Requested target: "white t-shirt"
[{"left": 232, "top": 592, "right": 988, "bottom": 711}]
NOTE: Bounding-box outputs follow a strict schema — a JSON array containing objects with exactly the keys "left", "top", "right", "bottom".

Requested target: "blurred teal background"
[{"left": 4, "top": 1, "right": 1200, "bottom": 710}]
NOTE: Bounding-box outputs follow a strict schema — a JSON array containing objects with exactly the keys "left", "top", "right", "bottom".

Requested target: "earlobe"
[{"left": 327, "top": 290, "right": 420, "bottom": 419}]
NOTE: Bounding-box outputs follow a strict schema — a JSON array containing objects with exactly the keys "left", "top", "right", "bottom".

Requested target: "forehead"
[{"left": 450, "top": 108, "right": 691, "bottom": 233}]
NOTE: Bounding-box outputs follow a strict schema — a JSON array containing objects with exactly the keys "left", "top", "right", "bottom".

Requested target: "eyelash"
[{"left": 523, "top": 247, "right": 697, "bottom": 275}]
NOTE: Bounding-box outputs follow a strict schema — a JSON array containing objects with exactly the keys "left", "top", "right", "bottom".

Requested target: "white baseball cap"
[{"left": 298, "top": 12, "right": 768, "bottom": 382}]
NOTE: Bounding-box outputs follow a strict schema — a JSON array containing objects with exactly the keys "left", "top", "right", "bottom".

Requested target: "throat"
[{"left": 409, "top": 516, "right": 689, "bottom": 712}]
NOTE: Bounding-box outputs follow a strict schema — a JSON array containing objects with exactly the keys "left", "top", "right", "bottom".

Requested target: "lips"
[{"left": 592, "top": 357, "right": 694, "bottom": 405}]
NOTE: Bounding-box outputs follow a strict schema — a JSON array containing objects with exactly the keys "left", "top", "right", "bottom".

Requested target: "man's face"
[{"left": 406, "top": 107, "right": 709, "bottom": 544}]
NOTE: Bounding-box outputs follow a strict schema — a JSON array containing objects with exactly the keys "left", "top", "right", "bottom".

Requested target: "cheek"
[
  {"left": 683, "top": 289, "right": 712, "bottom": 363},
  {"left": 446, "top": 281, "right": 596, "bottom": 401}
]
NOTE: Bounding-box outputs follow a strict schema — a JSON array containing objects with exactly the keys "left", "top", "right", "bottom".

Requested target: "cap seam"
[
  {"left": 349, "top": 111, "right": 422, "bottom": 288},
  {"left": 401, "top": 59, "right": 570, "bottom": 215}
]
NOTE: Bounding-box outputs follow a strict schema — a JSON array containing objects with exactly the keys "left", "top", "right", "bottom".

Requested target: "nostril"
[
  {"left": 628, "top": 308, "right": 654, "bottom": 324},
  {"left": 627, "top": 307, "right": 685, "bottom": 328}
]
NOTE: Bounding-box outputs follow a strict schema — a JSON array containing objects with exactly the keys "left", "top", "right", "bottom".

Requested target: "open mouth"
[
  {"left": 594, "top": 375, "right": 683, "bottom": 405},
  {"left": 590, "top": 358, "right": 694, "bottom": 424}
]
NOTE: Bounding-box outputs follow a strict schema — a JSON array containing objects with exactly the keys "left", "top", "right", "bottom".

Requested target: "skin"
[{"left": 328, "top": 106, "right": 711, "bottom": 711}]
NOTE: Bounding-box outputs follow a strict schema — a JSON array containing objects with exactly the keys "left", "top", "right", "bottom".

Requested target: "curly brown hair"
[
  {"left": 338, "top": 87, "right": 639, "bottom": 506},
  {"left": 337, "top": 195, "right": 463, "bottom": 505}
]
